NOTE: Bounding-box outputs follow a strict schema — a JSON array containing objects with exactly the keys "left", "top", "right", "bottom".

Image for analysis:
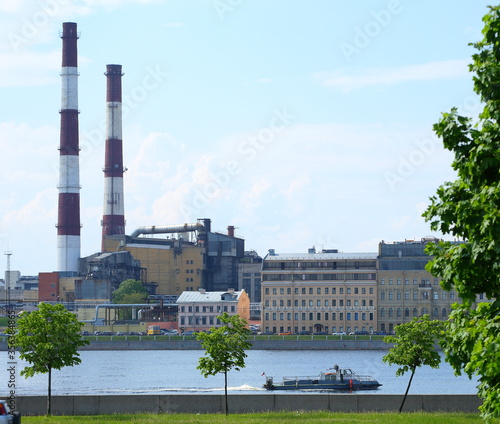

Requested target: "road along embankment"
[
  {"left": 0, "top": 337, "right": 390, "bottom": 351},
  {"left": 5, "top": 394, "right": 482, "bottom": 415}
]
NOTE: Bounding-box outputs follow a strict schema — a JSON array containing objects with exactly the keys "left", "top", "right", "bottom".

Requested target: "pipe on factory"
[
  {"left": 130, "top": 223, "right": 206, "bottom": 239},
  {"left": 57, "top": 22, "right": 81, "bottom": 273},
  {"left": 102, "top": 64, "right": 126, "bottom": 251}
]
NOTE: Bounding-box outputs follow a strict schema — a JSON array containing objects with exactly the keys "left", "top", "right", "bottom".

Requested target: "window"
[
  {"left": 309, "top": 288, "right": 313, "bottom": 294},
  {"left": 302, "top": 288, "right": 306, "bottom": 294},
  {"left": 317, "top": 300, "right": 321, "bottom": 307},
  {"left": 380, "top": 308, "right": 385, "bottom": 317},
  {"left": 388, "top": 308, "right": 393, "bottom": 318},
  {"left": 272, "top": 288, "right": 277, "bottom": 294},
  {"left": 325, "top": 312, "right": 329, "bottom": 320},
  {"left": 380, "top": 291, "right": 385, "bottom": 300},
  {"left": 332, "top": 299, "right": 336, "bottom": 306},
  {"left": 354, "top": 288, "right": 358, "bottom": 294},
  {"left": 361, "top": 288, "right": 366, "bottom": 294},
  {"left": 380, "top": 279, "right": 385, "bottom": 285},
  {"left": 339, "top": 299, "right": 344, "bottom": 306},
  {"left": 397, "top": 279, "right": 401, "bottom": 285},
  {"left": 388, "top": 291, "right": 393, "bottom": 300},
  {"left": 332, "top": 288, "right": 336, "bottom": 294},
  {"left": 347, "top": 288, "right": 351, "bottom": 294},
  {"left": 294, "top": 300, "right": 298, "bottom": 306},
  {"left": 389, "top": 279, "right": 393, "bottom": 285},
  {"left": 280, "top": 288, "right": 284, "bottom": 294},
  {"left": 354, "top": 313, "right": 358, "bottom": 320},
  {"left": 325, "top": 288, "right": 329, "bottom": 295},
  {"left": 287, "top": 288, "right": 291, "bottom": 294},
  {"left": 369, "top": 288, "right": 373, "bottom": 294},
  {"left": 347, "top": 300, "right": 351, "bottom": 306},
  {"left": 317, "top": 288, "right": 321, "bottom": 295},
  {"left": 405, "top": 279, "right": 409, "bottom": 285},
  {"left": 339, "top": 288, "right": 344, "bottom": 294},
  {"left": 397, "top": 308, "right": 402, "bottom": 317},
  {"left": 405, "top": 308, "right": 410, "bottom": 317},
  {"left": 265, "top": 288, "right": 269, "bottom": 295}
]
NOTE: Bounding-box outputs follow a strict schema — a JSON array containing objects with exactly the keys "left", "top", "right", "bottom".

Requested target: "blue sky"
[{"left": 0, "top": 0, "right": 489, "bottom": 275}]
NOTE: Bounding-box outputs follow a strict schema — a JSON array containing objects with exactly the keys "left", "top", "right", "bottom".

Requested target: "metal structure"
[
  {"left": 102, "top": 64, "right": 126, "bottom": 250},
  {"left": 57, "top": 22, "right": 81, "bottom": 273}
]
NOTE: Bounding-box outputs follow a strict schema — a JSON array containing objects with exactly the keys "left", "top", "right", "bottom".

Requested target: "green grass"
[{"left": 21, "top": 411, "right": 490, "bottom": 424}]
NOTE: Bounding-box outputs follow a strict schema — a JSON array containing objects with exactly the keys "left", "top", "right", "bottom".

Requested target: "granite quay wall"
[
  {"left": 6, "top": 394, "right": 482, "bottom": 415},
  {"left": 0, "top": 337, "right": 390, "bottom": 351}
]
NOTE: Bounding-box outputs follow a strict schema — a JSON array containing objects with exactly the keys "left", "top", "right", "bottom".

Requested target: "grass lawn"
[{"left": 21, "top": 412, "right": 491, "bottom": 424}]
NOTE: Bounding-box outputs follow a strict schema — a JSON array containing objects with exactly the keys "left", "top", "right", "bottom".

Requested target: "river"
[{"left": 2, "top": 350, "right": 479, "bottom": 396}]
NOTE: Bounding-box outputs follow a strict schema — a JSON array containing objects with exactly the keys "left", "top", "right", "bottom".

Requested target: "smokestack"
[
  {"left": 101, "top": 64, "right": 125, "bottom": 250},
  {"left": 57, "top": 22, "right": 81, "bottom": 273},
  {"left": 227, "top": 225, "right": 235, "bottom": 238}
]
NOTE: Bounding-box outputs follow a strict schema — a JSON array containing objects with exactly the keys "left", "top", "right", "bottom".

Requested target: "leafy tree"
[
  {"left": 196, "top": 312, "right": 252, "bottom": 415},
  {"left": 112, "top": 279, "right": 149, "bottom": 320},
  {"left": 423, "top": 5, "right": 500, "bottom": 421},
  {"left": 15, "top": 303, "right": 89, "bottom": 416},
  {"left": 383, "top": 315, "right": 444, "bottom": 413}
]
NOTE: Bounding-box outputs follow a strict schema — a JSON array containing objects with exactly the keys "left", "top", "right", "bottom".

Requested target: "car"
[
  {"left": 332, "top": 331, "right": 346, "bottom": 335},
  {"left": 260, "top": 330, "right": 275, "bottom": 335},
  {"left": 0, "top": 400, "right": 21, "bottom": 424},
  {"left": 297, "top": 330, "right": 311, "bottom": 335},
  {"left": 279, "top": 331, "right": 291, "bottom": 335},
  {"left": 313, "top": 331, "right": 327, "bottom": 335},
  {"left": 181, "top": 331, "right": 196, "bottom": 336}
]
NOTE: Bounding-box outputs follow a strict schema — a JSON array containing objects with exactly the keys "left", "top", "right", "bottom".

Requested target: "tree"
[
  {"left": 383, "top": 315, "right": 444, "bottom": 413},
  {"left": 422, "top": 5, "right": 500, "bottom": 421},
  {"left": 112, "top": 279, "right": 149, "bottom": 320},
  {"left": 15, "top": 303, "right": 89, "bottom": 416},
  {"left": 196, "top": 312, "right": 252, "bottom": 415}
]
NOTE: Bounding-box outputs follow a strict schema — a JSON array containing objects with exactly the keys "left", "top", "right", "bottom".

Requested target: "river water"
[{"left": 2, "top": 350, "right": 479, "bottom": 396}]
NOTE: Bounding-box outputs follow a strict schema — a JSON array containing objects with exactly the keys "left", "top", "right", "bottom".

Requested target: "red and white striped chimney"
[
  {"left": 101, "top": 64, "right": 125, "bottom": 250},
  {"left": 57, "top": 22, "right": 81, "bottom": 273}
]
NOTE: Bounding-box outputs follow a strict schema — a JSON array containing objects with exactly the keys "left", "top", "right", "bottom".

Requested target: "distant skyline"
[{"left": 0, "top": 1, "right": 487, "bottom": 275}]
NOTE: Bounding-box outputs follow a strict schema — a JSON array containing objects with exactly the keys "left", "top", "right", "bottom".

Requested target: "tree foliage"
[
  {"left": 196, "top": 312, "right": 252, "bottom": 415},
  {"left": 15, "top": 303, "right": 89, "bottom": 415},
  {"left": 383, "top": 315, "right": 444, "bottom": 413},
  {"left": 112, "top": 279, "right": 149, "bottom": 320},
  {"left": 112, "top": 279, "right": 148, "bottom": 303},
  {"left": 423, "top": 6, "right": 500, "bottom": 421}
]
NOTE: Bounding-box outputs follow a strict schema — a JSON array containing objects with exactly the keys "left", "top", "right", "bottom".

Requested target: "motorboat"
[{"left": 263, "top": 364, "right": 381, "bottom": 391}]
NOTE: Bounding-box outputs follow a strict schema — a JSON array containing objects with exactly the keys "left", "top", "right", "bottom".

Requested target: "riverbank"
[{"left": 0, "top": 336, "right": 390, "bottom": 350}]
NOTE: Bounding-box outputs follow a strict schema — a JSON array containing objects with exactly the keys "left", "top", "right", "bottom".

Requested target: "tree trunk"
[
  {"left": 47, "top": 366, "right": 52, "bottom": 416},
  {"left": 224, "top": 370, "right": 228, "bottom": 415},
  {"left": 399, "top": 367, "right": 416, "bottom": 413}
]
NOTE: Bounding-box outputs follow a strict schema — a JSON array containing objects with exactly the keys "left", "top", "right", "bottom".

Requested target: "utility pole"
[{"left": 5, "top": 250, "right": 12, "bottom": 308}]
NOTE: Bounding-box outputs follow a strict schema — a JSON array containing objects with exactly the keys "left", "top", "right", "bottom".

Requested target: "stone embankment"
[
  {"left": 7, "top": 394, "right": 482, "bottom": 415},
  {"left": 0, "top": 337, "right": 390, "bottom": 351}
]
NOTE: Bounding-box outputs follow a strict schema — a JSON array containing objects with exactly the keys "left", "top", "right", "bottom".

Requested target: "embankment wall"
[
  {"left": 0, "top": 338, "right": 390, "bottom": 351},
  {"left": 5, "top": 394, "right": 482, "bottom": 415}
]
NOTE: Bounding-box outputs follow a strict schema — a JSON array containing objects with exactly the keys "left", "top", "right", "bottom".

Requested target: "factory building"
[{"left": 102, "top": 219, "right": 245, "bottom": 297}]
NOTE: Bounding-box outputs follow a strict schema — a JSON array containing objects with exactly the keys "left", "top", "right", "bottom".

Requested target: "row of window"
[
  {"left": 379, "top": 307, "right": 448, "bottom": 319},
  {"left": 179, "top": 316, "right": 222, "bottom": 326},
  {"left": 265, "top": 311, "right": 375, "bottom": 322},
  {"left": 380, "top": 278, "right": 439, "bottom": 285},
  {"left": 265, "top": 287, "right": 374, "bottom": 295},
  {"left": 179, "top": 305, "right": 236, "bottom": 313},
  {"left": 263, "top": 261, "right": 376, "bottom": 270},
  {"left": 380, "top": 290, "right": 456, "bottom": 301},
  {"left": 265, "top": 298, "right": 374, "bottom": 307},
  {"left": 263, "top": 273, "right": 376, "bottom": 281}
]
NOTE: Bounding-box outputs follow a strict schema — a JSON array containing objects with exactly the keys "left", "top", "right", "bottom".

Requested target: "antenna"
[{"left": 4, "top": 250, "right": 12, "bottom": 308}]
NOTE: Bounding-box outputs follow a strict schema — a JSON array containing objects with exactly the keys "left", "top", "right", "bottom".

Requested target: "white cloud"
[{"left": 316, "top": 59, "right": 470, "bottom": 92}]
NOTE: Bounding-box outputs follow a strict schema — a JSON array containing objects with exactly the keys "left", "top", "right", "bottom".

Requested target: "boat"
[{"left": 262, "top": 364, "right": 382, "bottom": 391}]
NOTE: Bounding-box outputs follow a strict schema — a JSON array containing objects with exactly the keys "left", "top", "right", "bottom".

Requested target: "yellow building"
[
  {"left": 261, "top": 249, "right": 378, "bottom": 335},
  {"left": 103, "top": 233, "right": 204, "bottom": 296}
]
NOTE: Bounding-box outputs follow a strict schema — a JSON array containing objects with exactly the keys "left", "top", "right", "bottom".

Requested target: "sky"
[{"left": 0, "top": 0, "right": 490, "bottom": 276}]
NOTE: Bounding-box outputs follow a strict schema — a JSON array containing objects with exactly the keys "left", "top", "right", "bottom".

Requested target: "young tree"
[
  {"left": 15, "top": 303, "right": 89, "bottom": 416},
  {"left": 423, "top": 5, "right": 500, "bottom": 421},
  {"left": 383, "top": 315, "right": 444, "bottom": 413},
  {"left": 196, "top": 312, "right": 252, "bottom": 415}
]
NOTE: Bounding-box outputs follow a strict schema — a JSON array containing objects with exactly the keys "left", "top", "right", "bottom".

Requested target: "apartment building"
[
  {"left": 261, "top": 248, "right": 377, "bottom": 335},
  {"left": 377, "top": 238, "right": 460, "bottom": 333},
  {"left": 176, "top": 288, "right": 250, "bottom": 333}
]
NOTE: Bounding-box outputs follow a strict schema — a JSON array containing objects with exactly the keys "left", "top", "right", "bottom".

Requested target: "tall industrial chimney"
[
  {"left": 57, "top": 22, "right": 81, "bottom": 273},
  {"left": 101, "top": 64, "right": 125, "bottom": 251}
]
